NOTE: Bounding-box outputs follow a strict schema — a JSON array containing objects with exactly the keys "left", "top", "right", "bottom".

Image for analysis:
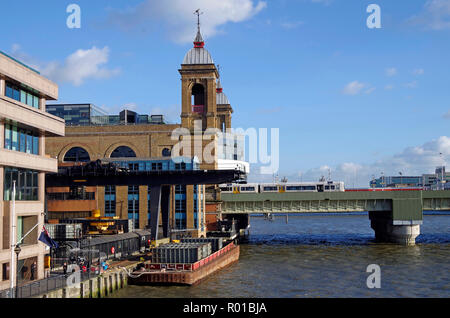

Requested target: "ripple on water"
[{"left": 109, "top": 215, "right": 450, "bottom": 298}]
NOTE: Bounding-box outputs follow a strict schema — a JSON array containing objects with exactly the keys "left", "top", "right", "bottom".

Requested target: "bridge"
[{"left": 221, "top": 190, "right": 450, "bottom": 245}]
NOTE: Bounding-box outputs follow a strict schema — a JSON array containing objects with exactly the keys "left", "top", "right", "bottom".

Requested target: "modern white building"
[{"left": 0, "top": 50, "right": 65, "bottom": 292}]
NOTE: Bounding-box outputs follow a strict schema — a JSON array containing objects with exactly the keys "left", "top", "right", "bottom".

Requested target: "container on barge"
[{"left": 128, "top": 241, "right": 239, "bottom": 286}]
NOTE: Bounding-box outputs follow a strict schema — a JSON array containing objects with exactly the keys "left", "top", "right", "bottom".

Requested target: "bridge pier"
[{"left": 369, "top": 212, "right": 421, "bottom": 245}]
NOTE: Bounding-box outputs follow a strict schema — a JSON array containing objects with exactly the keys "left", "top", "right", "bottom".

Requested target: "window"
[
  {"left": 162, "top": 148, "right": 171, "bottom": 157},
  {"left": 105, "top": 186, "right": 116, "bottom": 217},
  {"left": 64, "top": 147, "right": 90, "bottom": 162},
  {"left": 110, "top": 146, "right": 136, "bottom": 158},
  {"left": 175, "top": 185, "right": 187, "bottom": 230},
  {"left": 4, "top": 124, "right": 39, "bottom": 155},
  {"left": 5, "top": 82, "right": 40, "bottom": 109},
  {"left": 193, "top": 185, "right": 198, "bottom": 229},
  {"left": 2, "top": 263, "right": 10, "bottom": 281},
  {"left": 128, "top": 186, "right": 139, "bottom": 229},
  {"left": 3, "top": 167, "right": 39, "bottom": 201}
]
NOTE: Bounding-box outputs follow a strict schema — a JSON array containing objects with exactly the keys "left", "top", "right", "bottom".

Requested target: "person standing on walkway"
[
  {"left": 30, "top": 262, "right": 37, "bottom": 280},
  {"left": 63, "top": 262, "right": 68, "bottom": 276}
]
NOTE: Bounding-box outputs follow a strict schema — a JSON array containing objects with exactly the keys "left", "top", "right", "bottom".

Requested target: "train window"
[
  {"left": 241, "top": 187, "right": 255, "bottom": 191},
  {"left": 325, "top": 186, "right": 330, "bottom": 190},
  {"left": 331, "top": 185, "right": 335, "bottom": 190},
  {"left": 263, "top": 186, "right": 278, "bottom": 191}
]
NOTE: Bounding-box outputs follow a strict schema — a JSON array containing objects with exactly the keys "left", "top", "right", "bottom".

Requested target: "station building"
[
  {"left": 0, "top": 50, "right": 65, "bottom": 290},
  {"left": 45, "top": 26, "right": 247, "bottom": 238}
]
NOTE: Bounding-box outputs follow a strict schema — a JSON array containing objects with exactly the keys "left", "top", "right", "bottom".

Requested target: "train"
[
  {"left": 219, "top": 182, "right": 426, "bottom": 194},
  {"left": 219, "top": 181, "right": 346, "bottom": 194}
]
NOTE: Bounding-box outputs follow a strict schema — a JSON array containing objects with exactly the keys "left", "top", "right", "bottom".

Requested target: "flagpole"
[{"left": 10, "top": 180, "right": 16, "bottom": 298}]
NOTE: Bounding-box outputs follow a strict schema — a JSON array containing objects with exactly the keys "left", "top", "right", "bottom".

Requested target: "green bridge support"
[{"left": 369, "top": 193, "right": 423, "bottom": 245}]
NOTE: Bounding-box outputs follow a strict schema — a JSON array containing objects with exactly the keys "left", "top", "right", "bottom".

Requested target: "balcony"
[
  {"left": 192, "top": 105, "right": 205, "bottom": 114},
  {"left": 0, "top": 96, "right": 65, "bottom": 137}
]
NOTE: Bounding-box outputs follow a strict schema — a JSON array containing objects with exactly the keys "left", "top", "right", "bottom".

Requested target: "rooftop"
[{"left": 0, "top": 50, "right": 40, "bottom": 75}]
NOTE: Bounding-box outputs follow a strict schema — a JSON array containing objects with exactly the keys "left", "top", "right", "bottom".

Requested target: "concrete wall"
[{"left": 40, "top": 269, "right": 128, "bottom": 299}]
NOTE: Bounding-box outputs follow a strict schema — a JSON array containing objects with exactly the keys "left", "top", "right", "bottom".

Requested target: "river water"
[{"left": 110, "top": 213, "right": 449, "bottom": 298}]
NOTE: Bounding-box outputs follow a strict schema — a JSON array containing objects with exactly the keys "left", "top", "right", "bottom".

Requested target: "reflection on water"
[{"left": 110, "top": 214, "right": 450, "bottom": 298}]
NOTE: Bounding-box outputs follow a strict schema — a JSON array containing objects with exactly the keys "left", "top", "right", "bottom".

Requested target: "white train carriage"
[
  {"left": 220, "top": 181, "right": 345, "bottom": 194},
  {"left": 219, "top": 183, "right": 259, "bottom": 194}
]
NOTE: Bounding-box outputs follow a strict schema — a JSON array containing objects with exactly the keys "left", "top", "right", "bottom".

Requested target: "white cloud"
[
  {"left": 443, "top": 111, "right": 450, "bottom": 119},
  {"left": 6, "top": 44, "right": 120, "bottom": 86},
  {"left": 310, "top": 0, "right": 333, "bottom": 5},
  {"left": 385, "top": 67, "right": 397, "bottom": 77},
  {"left": 265, "top": 137, "right": 450, "bottom": 187},
  {"left": 384, "top": 84, "right": 394, "bottom": 90},
  {"left": 413, "top": 68, "right": 425, "bottom": 75},
  {"left": 408, "top": 0, "right": 450, "bottom": 30},
  {"left": 107, "top": 0, "right": 267, "bottom": 43},
  {"left": 364, "top": 87, "right": 376, "bottom": 95},
  {"left": 404, "top": 80, "right": 418, "bottom": 89},
  {"left": 342, "top": 81, "right": 366, "bottom": 95},
  {"left": 41, "top": 47, "right": 120, "bottom": 86},
  {"left": 281, "top": 21, "right": 304, "bottom": 29}
]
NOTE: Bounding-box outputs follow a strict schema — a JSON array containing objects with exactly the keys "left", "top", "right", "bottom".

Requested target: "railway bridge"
[{"left": 221, "top": 190, "right": 450, "bottom": 245}]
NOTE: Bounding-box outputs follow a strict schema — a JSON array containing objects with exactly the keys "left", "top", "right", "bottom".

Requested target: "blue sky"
[{"left": 1, "top": 0, "right": 450, "bottom": 186}]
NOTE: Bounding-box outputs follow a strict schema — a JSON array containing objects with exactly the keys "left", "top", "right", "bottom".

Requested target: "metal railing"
[
  {"left": 47, "top": 192, "right": 95, "bottom": 201},
  {"left": 0, "top": 271, "right": 93, "bottom": 299}
]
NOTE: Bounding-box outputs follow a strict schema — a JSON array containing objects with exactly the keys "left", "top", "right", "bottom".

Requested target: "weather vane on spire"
[
  {"left": 193, "top": 9, "right": 205, "bottom": 48},
  {"left": 194, "top": 9, "right": 203, "bottom": 31}
]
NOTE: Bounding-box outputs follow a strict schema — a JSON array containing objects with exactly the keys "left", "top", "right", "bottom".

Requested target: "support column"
[
  {"left": 161, "top": 186, "right": 170, "bottom": 239},
  {"left": 149, "top": 185, "right": 162, "bottom": 240},
  {"left": 0, "top": 76, "right": 5, "bottom": 96},
  {"left": 369, "top": 211, "right": 421, "bottom": 245}
]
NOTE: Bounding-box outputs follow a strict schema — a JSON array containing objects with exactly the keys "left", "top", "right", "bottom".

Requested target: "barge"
[{"left": 128, "top": 242, "right": 240, "bottom": 286}]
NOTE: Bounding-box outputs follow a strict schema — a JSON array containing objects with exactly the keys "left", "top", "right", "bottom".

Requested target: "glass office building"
[
  {"left": 46, "top": 104, "right": 109, "bottom": 126},
  {"left": 46, "top": 104, "right": 166, "bottom": 126}
]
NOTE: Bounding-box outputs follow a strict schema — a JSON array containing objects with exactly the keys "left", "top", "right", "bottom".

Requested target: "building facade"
[
  {"left": 370, "top": 166, "right": 450, "bottom": 189},
  {"left": 45, "top": 25, "right": 245, "bottom": 238},
  {"left": 0, "top": 51, "right": 65, "bottom": 291}
]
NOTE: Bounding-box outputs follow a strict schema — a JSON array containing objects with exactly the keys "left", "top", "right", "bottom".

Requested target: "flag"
[{"left": 38, "top": 226, "right": 59, "bottom": 248}]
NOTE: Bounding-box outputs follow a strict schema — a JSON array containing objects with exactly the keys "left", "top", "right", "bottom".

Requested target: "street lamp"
[{"left": 14, "top": 245, "right": 21, "bottom": 298}]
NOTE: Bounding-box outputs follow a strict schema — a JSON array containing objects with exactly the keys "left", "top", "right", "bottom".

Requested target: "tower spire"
[
  {"left": 193, "top": 9, "right": 205, "bottom": 48},
  {"left": 217, "top": 64, "right": 223, "bottom": 93}
]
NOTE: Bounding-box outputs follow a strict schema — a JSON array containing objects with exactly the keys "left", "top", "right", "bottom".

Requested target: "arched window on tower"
[
  {"left": 191, "top": 84, "right": 205, "bottom": 114},
  {"left": 64, "top": 147, "right": 90, "bottom": 162},
  {"left": 110, "top": 146, "right": 137, "bottom": 158}
]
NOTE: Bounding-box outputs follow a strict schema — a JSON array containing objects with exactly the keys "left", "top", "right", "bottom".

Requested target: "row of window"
[
  {"left": 5, "top": 82, "right": 40, "bottom": 109},
  {"left": 4, "top": 123, "right": 39, "bottom": 155},
  {"left": 128, "top": 186, "right": 139, "bottom": 229},
  {"left": 102, "top": 185, "right": 191, "bottom": 230},
  {"left": 3, "top": 167, "right": 39, "bottom": 201},
  {"left": 105, "top": 185, "right": 116, "bottom": 217}
]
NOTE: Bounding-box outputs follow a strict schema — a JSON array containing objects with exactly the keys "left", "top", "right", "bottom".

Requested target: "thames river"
[{"left": 110, "top": 213, "right": 449, "bottom": 298}]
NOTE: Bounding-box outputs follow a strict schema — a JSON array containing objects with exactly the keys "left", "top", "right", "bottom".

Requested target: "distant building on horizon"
[{"left": 370, "top": 166, "right": 450, "bottom": 189}]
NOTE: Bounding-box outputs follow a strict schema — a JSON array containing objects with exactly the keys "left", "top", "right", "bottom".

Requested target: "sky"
[{"left": 1, "top": 0, "right": 449, "bottom": 187}]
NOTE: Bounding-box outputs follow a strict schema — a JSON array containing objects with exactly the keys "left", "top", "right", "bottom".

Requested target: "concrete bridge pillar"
[{"left": 369, "top": 211, "right": 421, "bottom": 245}]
